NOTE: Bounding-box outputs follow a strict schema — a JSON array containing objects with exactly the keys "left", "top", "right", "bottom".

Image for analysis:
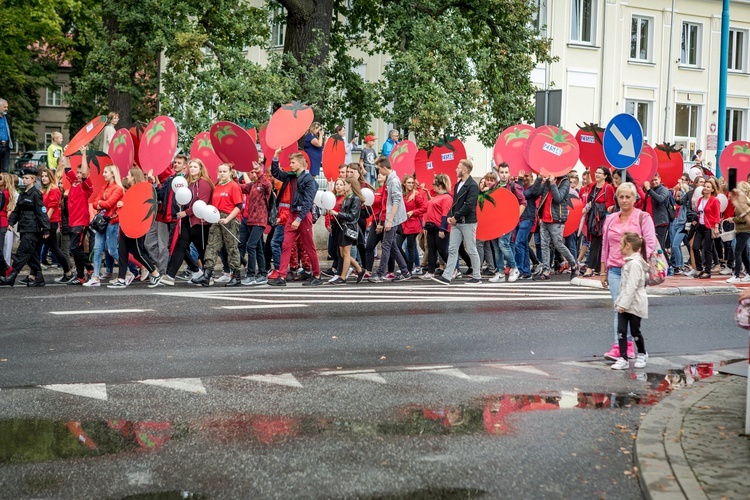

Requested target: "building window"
[
  {"left": 571, "top": 0, "right": 596, "bottom": 44},
  {"left": 726, "top": 109, "right": 746, "bottom": 143},
  {"left": 44, "top": 133, "right": 54, "bottom": 147},
  {"left": 681, "top": 22, "right": 702, "bottom": 67},
  {"left": 46, "top": 86, "right": 62, "bottom": 107},
  {"left": 729, "top": 29, "right": 747, "bottom": 72},
  {"left": 675, "top": 104, "right": 701, "bottom": 160},
  {"left": 630, "top": 16, "right": 652, "bottom": 62},
  {"left": 270, "top": 7, "right": 286, "bottom": 48},
  {"left": 531, "top": 0, "right": 548, "bottom": 35},
  {"left": 625, "top": 100, "right": 650, "bottom": 141}
]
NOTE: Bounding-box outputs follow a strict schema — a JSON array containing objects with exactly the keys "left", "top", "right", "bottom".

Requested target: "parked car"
[{"left": 14, "top": 151, "right": 48, "bottom": 174}]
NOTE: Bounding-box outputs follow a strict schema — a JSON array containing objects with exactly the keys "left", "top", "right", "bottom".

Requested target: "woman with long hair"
[
  {"left": 420, "top": 173, "right": 452, "bottom": 280},
  {"left": 692, "top": 178, "right": 721, "bottom": 279},
  {"left": 163, "top": 159, "right": 214, "bottom": 285},
  {"left": 582, "top": 166, "right": 615, "bottom": 277},
  {"left": 85, "top": 164, "right": 123, "bottom": 286},
  {"left": 346, "top": 162, "right": 372, "bottom": 268},
  {"left": 328, "top": 177, "right": 365, "bottom": 284},
  {"left": 398, "top": 173, "right": 427, "bottom": 274},
  {"left": 304, "top": 122, "right": 325, "bottom": 176},
  {"left": 727, "top": 181, "right": 750, "bottom": 284},
  {"left": 324, "top": 177, "right": 346, "bottom": 280},
  {"left": 39, "top": 168, "right": 72, "bottom": 282},
  {"left": 108, "top": 168, "right": 163, "bottom": 288},
  {"left": 0, "top": 172, "right": 17, "bottom": 276}
]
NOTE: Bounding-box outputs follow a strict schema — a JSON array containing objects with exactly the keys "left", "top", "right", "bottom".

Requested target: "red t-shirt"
[
  {"left": 212, "top": 181, "right": 243, "bottom": 220},
  {"left": 43, "top": 186, "right": 62, "bottom": 223},
  {"left": 68, "top": 178, "right": 94, "bottom": 227}
]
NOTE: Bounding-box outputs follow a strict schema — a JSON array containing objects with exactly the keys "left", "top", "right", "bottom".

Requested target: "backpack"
[
  {"left": 666, "top": 191, "right": 676, "bottom": 222},
  {"left": 266, "top": 189, "right": 278, "bottom": 227},
  {"left": 639, "top": 212, "right": 667, "bottom": 286}
]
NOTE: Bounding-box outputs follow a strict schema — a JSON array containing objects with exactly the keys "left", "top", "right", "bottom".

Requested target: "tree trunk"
[{"left": 103, "top": 12, "right": 133, "bottom": 128}]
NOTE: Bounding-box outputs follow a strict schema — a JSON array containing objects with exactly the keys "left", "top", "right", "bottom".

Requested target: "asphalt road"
[{"left": 0, "top": 278, "right": 745, "bottom": 499}]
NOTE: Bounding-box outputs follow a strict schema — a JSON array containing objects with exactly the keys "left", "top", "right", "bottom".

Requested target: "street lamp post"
[{"left": 715, "top": 0, "right": 730, "bottom": 179}]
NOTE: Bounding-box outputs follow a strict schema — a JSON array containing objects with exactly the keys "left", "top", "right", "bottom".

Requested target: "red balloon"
[
  {"left": 65, "top": 116, "right": 107, "bottom": 157},
  {"left": 265, "top": 101, "right": 314, "bottom": 150},
  {"left": 69, "top": 151, "right": 112, "bottom": 203},
  {"left": 389, "top": 139, "right": 418, "bottom": 179},
  {"left": 119, "top": 182, "right": 157, "bottom": 239},
  {"left": 626, "top": 144, "right": 658, "bottom": 185},
  {"left": 720, "top": 140, "right": 750, "bottom": 183},
  {"left": 475, "top": 188, "right": 520, "bottom": 241},
  {"left": 190, "top": 132, "right": 223, "bottom": 180},
  {"left": 654, "top": 144, "right": 684, "bottom": 188},
  {"left": 108, "top": 129, "right": 135, "bottom": 179},
  {"left": 322, "top": 136, "right": 347, "bottom": 180},
  {"left": 494, "top": 125, "right": 534, "bottom": 176},
  {"left": 524, "top": 126, "right": 580, "bottom": 177},
  {"left": 575, "top": 127, "right": 608, "bottom": 170},
  {"left": 139, "top": 116, "right": 178, "bottom": 176},
  {"left": 414, "top": 138, "right": 467, "bottom": 183},
  {"left": 563, "top": 198, "right": 584, "bottom": 237},
  {"left": 209, "top": 121, "right": 258, "bottom": 172}
]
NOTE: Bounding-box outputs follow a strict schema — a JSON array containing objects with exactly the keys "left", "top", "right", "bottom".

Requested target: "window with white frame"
[
  {"left": 570, "top": 0, "right": 596, "bottom": 44},
  {"left": 625, "top": 99, "right": 651, "bottom": 141},
  {"left": 729, "top": 29, "right": 747, "bottom": 72},
  {"left": 680, "top": 22, "right": 702, "bottom": 67},
  {"left": 531, "top": 0, "right": 548, "bottom": 35},
  {"left": 675, "top": 103, "right": 701, "bottom": 160},
  {"left": 726, "top": 109, "right": 746, "bottom": 143},
  {"left": 270, "top": 7, "right": 286, "bottom": 48},
  {"left": 630, "top": 16, "right": 652, "bottom": 61},
  {"left": 44, "top": 133, "right": 54, "bottom": 147},
  {"left": 46, "top": 86, "right": 62, "bottom": 107}
]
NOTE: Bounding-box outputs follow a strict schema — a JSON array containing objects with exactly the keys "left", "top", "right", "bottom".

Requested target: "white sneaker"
[
  {"left": 726, "top": 276, "right": 741, "bottom": 284},
  {"left": 452, "top": 269, "right": 462, "bottom": 279},
  {"left": 634, "top": 353, "right": 648, "bottom": 369},
  {"left": 685, "top": 269, "right": 697, "bottom": 277},
  {"left": 488, "top": 273, "right": 504, "bottom": 283},
  {"left": 508, "top": 268, "right": 520, "bottom": 283},
  {"left": 83, "top": 277, "right": 100, "bottom": 287},
  {"left": 215, "top": 272, "right": 232, "bottom": 283},
  {"left": 160, "top": 275, "right": 175, "bottom": 286},
  {"left": 125, "top": 271, "right": 135, "bottom": 286},
  {"left": 140, "top": 267, "right": 150, "bottom": 282},
  {"left": 241, "top": 277, "right": 256, "bottom": 286},
  {"left": 742, "top": 275, "right": 750, "bottom": 283},
  {"left": 720, "top": 267, "right": 732, "bottom": 275},
  {"left": 412, "top": 268, "right": 423, "bottom": 275},
  {"left": 328, "top": 274, "right": 340, "bottom": 283},
  {"left": 191, "top": 270, "right": 204, "bottom": 281},
  {"left": 420, "top": 272, "right": 433, "bottom": 280},
  {"left": 611, "top": 357, "right": 630, "bottom": 370}
]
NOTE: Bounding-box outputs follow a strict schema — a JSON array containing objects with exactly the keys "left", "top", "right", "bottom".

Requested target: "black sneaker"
[
  {"left": 431, "top": 275, "right": 451, "bottom": 285},
  {"left": 534, "top": 273, "right": 551, "bottom": 281},
  {"left": 268, "top": 277, "right": 287, "bottom": 286},
  {"left": 465, "top": 278, "right": 482, "bottom": 284},
  {"left": 394, "top": 272, "right": 411, "bottom": 282},
  {"left": 330, "top": 277, "right": 347, "bottom": 285},
  {"left": 175, "top": 270, "right": 193, "bottom": 281},
  {"left": 320, "top": 268, "right": 335, "bottom": 278},
  {"left": 520, "top": 273, "right": 532, "bottom": 280},
  {"left": 356, "top": 270, "right": 366, "bottom": 284},
  {"left": 302, "top": 277, "right": 324, "bottom": 286}
]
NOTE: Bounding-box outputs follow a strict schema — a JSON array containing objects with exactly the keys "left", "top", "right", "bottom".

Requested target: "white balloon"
[
  {"left": 171, "top": 175, "right": 188, "bottom": 192},
  {"left": 688, "top": 167, "right": 702, "bottom": 181},
  {"left": 717, "top": 193, "right": 728, "bottom": 212},
  {"left": 203, "top": 205, "right": 221, "bottom": 224},
  {"left": 175, "top": 187, "right": 192, "bottom": 205},
  {"left": 321, "top": 191, "right": 336, "bottom": 210},
  {"left": 192, "top": 200, "right": 207, "bottom": 219},
  {"left": 314, "top": 190, "right": 324, "bottom": 208},
  {"left": 692, "top": 186, "right": 704, "bottom": 205},
  {"left": 362, "top": 187, "right": 375, "bottom": 207}
]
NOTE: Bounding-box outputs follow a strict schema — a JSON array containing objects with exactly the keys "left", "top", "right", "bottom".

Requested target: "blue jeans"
[
  {"left": 514, "top": 219, "right": 532, "bottom": 275},
  {"left": 93, "top": 223, "right": 119, "bottom": 277},
  {"left": 245, "top": 225, "right": 266, "bottom": 277},
  {"left": 493, "top": 232, "right": 516, "bottom": 269},
  {"left": 607, "top": 267, "right": 631, "bottom": 343},
  {"left": 669, "top": 220, "right": 685, "bottom": 269},
  {"left": 271, "top": 224, "right": 285, "bottom": 270}
]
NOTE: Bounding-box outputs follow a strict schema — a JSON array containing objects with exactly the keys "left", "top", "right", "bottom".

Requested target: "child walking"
[{"left": 612, "top": 232, "right": 649, "bottom": 370}]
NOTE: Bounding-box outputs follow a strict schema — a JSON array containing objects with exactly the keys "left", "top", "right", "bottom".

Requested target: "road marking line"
[
  {"left": 404, "top": 365, "right": 454, "bottom": 371},
  {"left": 39, "top": 383, "right": 108, "bottom": 401},
  {"left": 138, "top": 378, "right": 207, "bottom": 394},
  {"left": 50, "top": 309, "right": 154, "bottom": 315},
  {"left": 160, "top": 294, "right": 611, "bottom": 304},
  {"left": 487, "top": 364, "right": 550, "bottom": 377},
  {"left": 560, "top": 361, "right": 609, "bottom": 371},
  {"left": 424, "top": 368, "right": 496, "bottom": 382},
  {"left": 215, "top": 304, "right": 305, "bottom": 310},
  {"left": 319, "top": 368, "right": 377, "bottom": 376},
  {"left": 343, "top": 373, "right": 388, "bottom": 384},
  {"left": 240, "top": 373, "right": 303, "bottom": 388}
]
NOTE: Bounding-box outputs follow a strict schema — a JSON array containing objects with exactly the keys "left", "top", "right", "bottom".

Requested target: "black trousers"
[
  {"left": 692, "top": 225, "right": 714, "bottom": 273},
  {"left": 397, "top": 232, "right": 418, "bottom": 272},
  {"left": 69, "top": 226, "right": 93, "bottom": 279},
  {"left": 168, "top": 219, "right": 209, "bottom": 277},
  {"left": 117, "top": 230, "right": 156, "bottom": 280},
  {"left": 425, "top": 226, "right": 449, "bottom": 273},
  {"left": 0, "top": 144, "right": 10, "bottom": 173},
  {"left": 365, "top": 225, "right": 394, "bottom": 273},
  {"left": 617, "top": 311, "right": 645, "bottom": 359},
  {"left": 12, "top": 232, "right": 41, "bottom": 276},
  {"left": 38, "top": 222, "right": 70, "bottom": 274}
]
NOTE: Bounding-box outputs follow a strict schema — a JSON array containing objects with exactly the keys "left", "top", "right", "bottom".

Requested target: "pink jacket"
[{"left": 601, "top": 208, "right": 657, "bottom": 269}]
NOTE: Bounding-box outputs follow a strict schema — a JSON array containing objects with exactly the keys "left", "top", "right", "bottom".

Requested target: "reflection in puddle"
[{"left": 0, "top": 364, "right": 719, "bottom": 461}]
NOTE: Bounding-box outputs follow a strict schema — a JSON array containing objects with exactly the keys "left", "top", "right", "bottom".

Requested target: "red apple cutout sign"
[
  {"left": 654, "top": 143, "right": 684, "bottom": 188},
  {"left": 65, "top": 116, "right": 107, "bottom": 156},
  {"left": 210, "top": 121, "right": 258, "bottom": 172},
  {"left": 139, "top": 116, "right": 178, "bottom": 176},
  {"left": 563, "top": 198, "right": 584, "bottom": 237},
  {"left": 475, "top": 188, "right": 520, "bottom": 241},
  {"left": 575, "top": 123, "right": 608, "bottom": 170},
  {"left": 414, "top": 137, "right": 467, "bottom": 183},
  {"left": 108, "top": 129, "right": 135, "bottom": 179},
  {"left": 69, "top": 150, "right": 112, "bottom": 203},
  {"left": 259, "top": 127, "right": 297, "bottom": 172},
  {"left": 720, "top": 141, "right": 750, "bottom": 183},
  {"left": 626, "top": 144, "right": 658, "bottom": 185},
  {"left": 190, "top": 132, "right": 223, "bottom": 180},
  {"left": 494, "top": 125, "right": 534, "bottom": 176},
  {"left": 265, "top": 101, "right": 314, "bottom": 150},
  {"left": 389, "top": 140, "right": 418, "bottom": 179},
  {"left": 322, "top": 136, "right": 347, "bottom": 180},
  {"left": 524, "top": 126, "right": 580, "bottom": 177},
  {"left": 129, "top": 122, "right": 146, "bottom": 167},
  {"left": 120, "top": 182, "right": 158, "bottom": 239}
]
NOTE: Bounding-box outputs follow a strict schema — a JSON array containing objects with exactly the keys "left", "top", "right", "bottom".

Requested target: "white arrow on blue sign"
[{"left": 603, "top": 113, "right": 643, "bottom": 169}]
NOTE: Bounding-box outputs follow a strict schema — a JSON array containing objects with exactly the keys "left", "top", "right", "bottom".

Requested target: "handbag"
[
  {"left": 344, "top": 225, "right": 359, "bottom": 240},
  {"left": 736, "top": 298, "right": 750, "bottom": 330},
  {"left": 90, "top": 211, "right": 110, "bottom": 233}
]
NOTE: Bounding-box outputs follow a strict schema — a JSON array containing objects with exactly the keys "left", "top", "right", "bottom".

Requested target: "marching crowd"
[{"left": 1, "top": 124, "right": 749, "bottom": 370}]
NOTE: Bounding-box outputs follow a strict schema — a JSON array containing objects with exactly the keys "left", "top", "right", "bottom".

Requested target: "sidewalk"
[
  {"left": 636, "top": 374, "right": 750, "bottom": 499},
  {"left": 572, "top": 274, "right": 744, "bottom": 296}
]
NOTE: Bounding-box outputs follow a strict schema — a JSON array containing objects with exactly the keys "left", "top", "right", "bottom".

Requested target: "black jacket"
[
  {"left": 449, "top": 176, "right": 479, "bottom": 224},
  {"left": 270, "top": 160, "right": 316, "bottom": 222},
  {"left": 9, "top": 186, "right": 50, "bottom": 234}
]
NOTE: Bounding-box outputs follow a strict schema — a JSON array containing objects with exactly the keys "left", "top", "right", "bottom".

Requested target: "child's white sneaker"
[
  {"left": 611, "top": 357, "right": 630, "bottom": 370},
  {"left": 634, "top": 353, "right": 648, "bottom": 369}
]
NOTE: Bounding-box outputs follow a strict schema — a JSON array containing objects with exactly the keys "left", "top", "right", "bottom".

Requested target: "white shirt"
[{"left": 697, "top": 197, "right": 707, "bottom": 225}]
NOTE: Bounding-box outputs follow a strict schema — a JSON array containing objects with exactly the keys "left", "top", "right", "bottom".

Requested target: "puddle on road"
[{"left": 0, "top": 364, "right": 719, "bottom": 463}]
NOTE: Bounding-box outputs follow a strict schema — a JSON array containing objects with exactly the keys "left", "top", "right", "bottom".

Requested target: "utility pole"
[{"left": 715, "top": 0, "right": 730, "bottom": 178}]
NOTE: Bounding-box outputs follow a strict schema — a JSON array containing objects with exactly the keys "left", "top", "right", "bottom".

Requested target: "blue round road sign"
[{"left": 603, "top": 113, "right": 644, "bottom": 169}]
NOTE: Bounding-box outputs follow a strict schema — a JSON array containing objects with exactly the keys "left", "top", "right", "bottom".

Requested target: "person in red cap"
[{"left": 359, "top": 134, "right": 377, "bottom": 186}]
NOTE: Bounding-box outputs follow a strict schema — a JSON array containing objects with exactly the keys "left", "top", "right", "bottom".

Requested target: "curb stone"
[
  {"left": 570, "top": 277, "right": 738, "bottom": 296},
  {"left": 635, "top": 377, "right": 726, "bottom": 500}
]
